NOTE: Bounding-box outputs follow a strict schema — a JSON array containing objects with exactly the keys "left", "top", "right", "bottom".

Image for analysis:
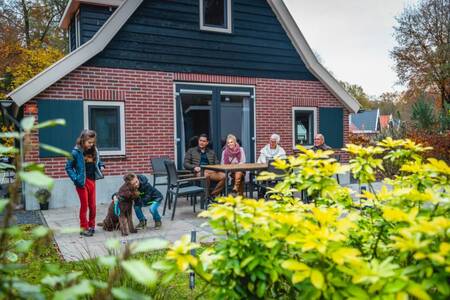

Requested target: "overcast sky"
[{"left": 283, "top": 0, "right": 418, "bottom": 97}]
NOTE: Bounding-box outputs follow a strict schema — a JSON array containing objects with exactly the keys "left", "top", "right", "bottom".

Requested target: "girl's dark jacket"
[{"left": 65, "top": 146, "right": 104, "bottom": 188}]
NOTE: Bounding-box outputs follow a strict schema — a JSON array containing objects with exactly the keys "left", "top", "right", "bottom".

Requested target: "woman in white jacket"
[{"left": 257, "top": 134, "right": 286, "bottom": 163}]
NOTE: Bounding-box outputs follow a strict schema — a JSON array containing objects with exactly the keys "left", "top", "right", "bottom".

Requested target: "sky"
[{"left": 283, "top": 0, "right": 419, "bottom": 97}]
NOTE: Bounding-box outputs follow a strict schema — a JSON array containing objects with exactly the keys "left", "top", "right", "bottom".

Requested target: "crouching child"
[{"left": 129, "top": 174, "right": 164, "bottom": 230}]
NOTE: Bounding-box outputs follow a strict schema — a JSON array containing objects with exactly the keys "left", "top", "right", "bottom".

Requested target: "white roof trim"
[
  {"left": 10, "top": 0, "right": 361, "bottom": 112},
  {"left": 8, "top": 0, "right": 143, "bottom": 107},
  {"left": 267, "top": 0, "right": 360, "bottom": 113},
  {"left": 59, "top": 0, "right": 124, "bottom": 29}
]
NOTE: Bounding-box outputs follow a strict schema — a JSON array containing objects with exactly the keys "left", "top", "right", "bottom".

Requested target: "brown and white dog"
[{"left": 100, "top": 176, "right": 140, "bottom": 236}]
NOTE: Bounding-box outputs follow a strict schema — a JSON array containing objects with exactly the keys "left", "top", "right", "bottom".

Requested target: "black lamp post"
[{"left": 0, "top": 99, "right": 25, "bottom": 208}]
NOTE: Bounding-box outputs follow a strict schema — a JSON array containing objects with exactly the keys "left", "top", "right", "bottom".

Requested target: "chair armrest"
[
  {"left": 176, "top": 170, "right": 192, "bottom": 174},
  {"left": 179, "top": 173, "right": 195, "bottom": 178},
  {"left": 177, "top": 176, "right": 208, "bottom": 184}
]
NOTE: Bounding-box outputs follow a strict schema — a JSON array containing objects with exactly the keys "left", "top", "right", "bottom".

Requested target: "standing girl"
[
  {"left": 65, "top": 130, "right": 104, "bottom": 237},
  {"left": 221, "top": 134, "right": 246, "bottom": 195}
]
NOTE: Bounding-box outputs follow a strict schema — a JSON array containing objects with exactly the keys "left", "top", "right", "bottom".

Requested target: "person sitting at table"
[
  {"left": 257, "top": 133, "right": 286, "bottom": 163},
  {"left": 312, "top": 133, "right": 332, "bottom": 151},
  {"left": 184, "top": 134, "right": 226, "bottom": 199},
  {"left": 221, "top": 134, "right": 246, "bottom": 196}
]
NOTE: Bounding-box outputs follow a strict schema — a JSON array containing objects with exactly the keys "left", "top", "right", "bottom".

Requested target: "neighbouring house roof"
[
  {"left": 379, "top": 114, "right": 392, "bottom": 130},
  {"left": 59, "top": 0, "right": 123, "bottom": 29},
  {"left": 350, "top": 109, "right": 380, "bottom": 133},
  {"left": 8, "top": 0, "right": 360, "bottom": 113}
]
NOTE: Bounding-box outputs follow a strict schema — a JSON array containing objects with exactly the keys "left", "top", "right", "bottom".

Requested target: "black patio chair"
[
  {"left": 150, "top": 156, "right": 192, "bottom": 187},
  {"left": 163, "top": 160, "right": 208, "bottom": 220},
  {"left": 254, "top": 159, "right": 286, "bottom": 200}
]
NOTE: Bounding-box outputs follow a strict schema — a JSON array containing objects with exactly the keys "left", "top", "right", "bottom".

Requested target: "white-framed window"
[
  {"left": 75, "top": 10, "right": 81, "bottom": 48},
  {"left": 292, "top": 107, "right": 317, "bottom": 147},
  {"left": 83, "top": 101, "right": 126, "bottom": 156},
  {"left": 200, "top": 0, "right": 232, "bottom": 33}
]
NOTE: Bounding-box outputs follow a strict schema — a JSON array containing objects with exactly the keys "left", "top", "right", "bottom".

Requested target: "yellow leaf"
[
  {"left": 310, "top": 269, "right": 325, "bottom": 290},
  {"left": 292, "top": 271, "right": 310, "bottom": 284},
  {"left": 281, "top": 260, "right": 310, "bottom": 272},
  {"left": 407, "top": 283, "right": 431, "bottom": 300},
  {"left": 396, "top": 291, "right": 409, "bottom": 300},
  {"left": 331, "top": 247, "right": 360, "bottom": 265}
]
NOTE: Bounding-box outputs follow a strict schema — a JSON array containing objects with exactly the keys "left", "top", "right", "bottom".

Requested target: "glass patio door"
[{"left": 175, "top": 84, "right": 255, "bottom": 167}]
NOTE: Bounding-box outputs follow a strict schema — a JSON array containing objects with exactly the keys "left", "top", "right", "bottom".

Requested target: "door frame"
[{"left": 174, "top": 82, "right": 256, "bottom": 168}]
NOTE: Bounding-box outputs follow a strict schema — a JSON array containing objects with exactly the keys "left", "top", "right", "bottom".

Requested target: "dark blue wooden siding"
[
  {"left": 80, "top": 4, "right": 115, "bottom": 45},
  {"left": 86, "top": 0, "right": 317, "bottom": 81},
  {"left": 69, "top": 20, "right": 76, "bottom": 52}
]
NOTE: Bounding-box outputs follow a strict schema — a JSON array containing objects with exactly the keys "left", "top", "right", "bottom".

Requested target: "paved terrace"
[{"left": 43, "top": 198, "right": 215, "bottom": 261}]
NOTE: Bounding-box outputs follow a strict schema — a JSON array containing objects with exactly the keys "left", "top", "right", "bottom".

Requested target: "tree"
[
  {"left": 340, "top": 81, "right": 374, "bottom": 110},
  {"left": 391, "top": 0, "right": 450, "bottom": 109}
]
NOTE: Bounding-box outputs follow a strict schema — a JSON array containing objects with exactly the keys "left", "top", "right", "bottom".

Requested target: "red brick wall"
[{"left": 24, "top": 67, "right": 350, "bottom": 178}]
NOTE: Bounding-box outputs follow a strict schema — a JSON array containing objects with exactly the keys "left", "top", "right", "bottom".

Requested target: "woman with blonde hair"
[{"left": 221, "top": 134, "right": 246, "bottom": 195}]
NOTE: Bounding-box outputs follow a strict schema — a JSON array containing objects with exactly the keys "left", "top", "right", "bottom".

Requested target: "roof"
[
  {"left": 59, "top": 0, "right": 123, "bottom": 29},
  {"left": 350, "top": 109, "right": 380, "bottom": 133},
  {"left": 8, "top": 0, "right": 360, "bottom": 113}
]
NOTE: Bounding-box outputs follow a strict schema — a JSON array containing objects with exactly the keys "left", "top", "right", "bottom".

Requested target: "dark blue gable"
[
  {"left": 85, "top": 0, "right": 318, "bottom": 81},
  {"left": 79, "top": 4, "right": 116, "bottom": 45}
]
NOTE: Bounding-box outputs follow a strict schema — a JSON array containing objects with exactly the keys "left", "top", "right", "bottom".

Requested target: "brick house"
[{"left": 7, "top": 0, "right": 359, "bottom": 210}]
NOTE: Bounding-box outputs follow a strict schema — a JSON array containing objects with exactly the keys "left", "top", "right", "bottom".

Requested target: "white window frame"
[
  {"left": 292, "top": 107, "right": 317, "bottom": 148},
  {"left": 75, "top": 10, "right": 81, "bottom": 47},
  {"left": 199, "top": 0, "right": 232, "bottom": 33},
  {"left": 83, "top": 101, "right": 126, "bottom": 156}
]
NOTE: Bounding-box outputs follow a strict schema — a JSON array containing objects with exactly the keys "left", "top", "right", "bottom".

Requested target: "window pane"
[
  {"left": 204, "top": 0, "right": 225, "bottom": 27},
  {"left": 89, "top": 107, "right": 120, "bottom": 151},
  {"left": 294, "top": 111, "right": 314, "bottom": 145}
]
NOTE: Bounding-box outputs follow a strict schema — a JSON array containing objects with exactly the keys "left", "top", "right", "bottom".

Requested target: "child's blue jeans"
[{"left": 134, "top": 201, "right": 161, "bottom": 222}]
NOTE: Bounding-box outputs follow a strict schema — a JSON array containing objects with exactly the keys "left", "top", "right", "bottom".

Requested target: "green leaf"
[
  {"left": 0, "top": 162, "right": 15, "bottom": 170},
  {"left": 112, "top": 287, "right": 152, "bottom": 300},
  {"left": 32, "top": 226, "right": 50, "bottom": 238},
  {"left": 105, "top": 239, "right": 121, "bottom": 250},
  {"left": 20, "top": 116, "right": 35, "bottom": 132},
  {"left": 0, "top": 145, "right": 18, "bottom": 154},
  {"left": 39, "top": 143, "right": 72, "bottom": 158},
  {"left": 130, "top": 238, "right": 169, "bottom": 254},
  {"left": 384, "top": 279, "right": 408, "bottom": 293},
  {"left": 34, "top": 119, "right": 66, "bottom": 130},
  {"left": 151, "top": 260, "right": 173, "bottom": 271},
  {"left": 53, "top": 280, "right": 94, "bottom": 300},
  {"left": 22, "top": 162, "right": 45, "bottom": 172},
  {"left": 0, "top": 199, "right": 9, "bottom": 213},
  {"left": 257, "top": 281, "right": 267, "bottom": 298},
  {"left": 121, "top": 260, "right": 158, "bottom": 286},
  {"left": 15, "top": 239, "right": 33, "bottom": 252},
  {"left": 407, "top": 283, "right": 431, "bottom": 300},
  {"left": 98, "top": 256, "right": 117, "bottom": 268},
  {"left": 347, "top": 285, "right": 369, "bottom": 299},
  {"left": 18, "top": 171, "right": 54, "bottom": 189},
  {"left": 0, "top": 132, "right": 21, "bottom": 139},
  {"left": 310, "top": 269, "right": 325, "bottom": 290},
  {"left": 6, "top": 251, "right": 18, "bottom": 262}
]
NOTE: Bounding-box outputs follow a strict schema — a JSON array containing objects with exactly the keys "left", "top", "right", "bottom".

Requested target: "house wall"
[
  {"left": 85, "top": 0, "right": 318, "bottom": 81},
  {"left": 23, "top": 66, "right": 349, "bottom": 210}
]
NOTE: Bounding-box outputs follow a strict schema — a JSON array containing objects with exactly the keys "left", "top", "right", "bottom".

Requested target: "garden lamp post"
[{"left": 0, "top": 99, "right": 25, "bottom": 208}]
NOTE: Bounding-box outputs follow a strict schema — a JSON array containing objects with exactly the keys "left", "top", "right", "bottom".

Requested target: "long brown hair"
[{"left": 76, "top": 129, "right": 97, "bottom": 159}]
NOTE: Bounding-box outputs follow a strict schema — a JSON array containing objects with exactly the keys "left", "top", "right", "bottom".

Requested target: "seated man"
[
  {"left": 128, "top": 174, "right": 163, "bottom": 230},
  {"left": 312, "top": 133, "right": 332, "bottom": 151},
  {"left": 257, "top": 133, "right": 286, "bottom": 163},
  {"left": 184, "top": 134, "right": 226, "bottom": 199}
]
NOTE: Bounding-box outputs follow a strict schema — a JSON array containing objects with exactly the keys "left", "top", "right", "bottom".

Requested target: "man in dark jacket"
[
  {"left": 129, "top": 174, "right": 163, "bottom": 229},
  {"left": 312, "top": 134, "right": 332, "bottom": 151},
  {"left": 184, "top": 134, "right": 226, "bottom": 198}
]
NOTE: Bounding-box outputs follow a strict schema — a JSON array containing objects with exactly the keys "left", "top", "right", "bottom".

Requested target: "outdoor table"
[{"left": 201, "top": 163, "right": 268, "bottom": 196}]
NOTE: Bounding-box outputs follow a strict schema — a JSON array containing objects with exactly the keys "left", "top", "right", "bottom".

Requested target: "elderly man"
[
  {"left": 184, "top": 134, "right": 226, "bottom": 199},
  {"left": 257, "top": 133, "right": 286, "bottom": 163},
  {"left": 312, "top": 134, "right": 332, "bottom": 151}
]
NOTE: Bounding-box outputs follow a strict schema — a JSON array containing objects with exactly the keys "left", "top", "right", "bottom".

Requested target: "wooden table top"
[{"left": 201, "top": 163, "right": 268, "bottom": 172}]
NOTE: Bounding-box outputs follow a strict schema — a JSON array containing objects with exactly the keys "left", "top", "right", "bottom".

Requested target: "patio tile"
[{"left": 42, "top": 198, "right": 216, "bottom": 261}]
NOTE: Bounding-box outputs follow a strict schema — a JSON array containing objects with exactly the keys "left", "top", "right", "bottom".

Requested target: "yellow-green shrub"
[{"left": 165, "top": 138, "right": 450, "bottom": 299}]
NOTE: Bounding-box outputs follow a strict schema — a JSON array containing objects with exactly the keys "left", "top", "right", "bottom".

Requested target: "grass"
[{"left": 13, "top": 225, "right": 212, "bottom": 299}]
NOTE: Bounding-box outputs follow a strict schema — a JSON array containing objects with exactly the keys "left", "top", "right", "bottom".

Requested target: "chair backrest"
[
  {"left": 150, "top": 156, "right": 170, "bottom": 175},
  {"left": 267, "top": 159, "right": 286, "bottom": 176},
  {"left": 164, "top": 160, "right": 179, "bottom": 187}
]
